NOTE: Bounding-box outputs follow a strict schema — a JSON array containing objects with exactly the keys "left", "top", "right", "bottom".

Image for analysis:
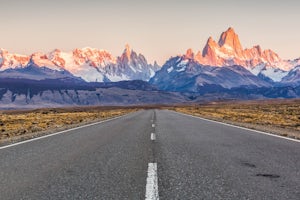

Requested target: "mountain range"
[
  {"left": 150, "top": 27, "right": 300, "bottom": 93},
  {"left": 0, "top": 44, "right": 159, "bottom": 82},
  {"left": 0, "top": 27, "right": 299, "bottom": 107}
]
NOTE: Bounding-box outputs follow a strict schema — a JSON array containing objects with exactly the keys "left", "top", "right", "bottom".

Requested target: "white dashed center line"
[
  {"left": 152, "top": 124, "right": 155, "bottom": 128},
  {"left": 151, "top": 133, "right": 156, "bottom": 141},
  {"left": 145, "top": 163, "right": 159, "bottom": 200}
]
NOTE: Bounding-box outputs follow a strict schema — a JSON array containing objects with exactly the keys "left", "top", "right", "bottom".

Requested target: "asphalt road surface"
[{"left": 0, "top": 110, "right": 299, "bottom": 200}]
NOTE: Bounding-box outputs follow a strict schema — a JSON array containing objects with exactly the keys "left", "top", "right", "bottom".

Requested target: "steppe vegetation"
[
  {"left": 171, "top": 99, "right": 300, "bottom": 139},
  {"left": 0, "top": 107, "right": 137, "bottom": 143},
  {"left": 1, "top": 99, "right": 299, "bottom": 144}
]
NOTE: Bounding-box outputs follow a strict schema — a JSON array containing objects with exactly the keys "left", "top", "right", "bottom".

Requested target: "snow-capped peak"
[
  {"left": 72, "top": 47, "right": 117, "bottom": 67},
  {"left": 168, "top": 27, "right": 299, "bottom": 82},
  {"left": 0, "top": 49, "right": 29, "bottom": 70},
  {"left": 190, "top": 27, "right": 298, "bottom": 74},
  {"left": 0, "top": 46, "right": 160, "bottom": 82}
]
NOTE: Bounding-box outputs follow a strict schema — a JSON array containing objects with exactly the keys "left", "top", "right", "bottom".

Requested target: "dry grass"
[
  {"left": 1, "top": 99, "right": 299, "bottom": 143},
  {"left": 170, "top": 99, "right": 300, "bottom": 140},
  {"left": 0, "top": 106, "right": 137, "bottom": 143}
]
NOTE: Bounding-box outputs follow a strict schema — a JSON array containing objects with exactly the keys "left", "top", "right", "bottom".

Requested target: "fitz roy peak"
[
  {"left": 150, "top": 27, "right": 300, "bottom": 92},
  {"left": 195, "top": 27, "right": 293, "bottom": 69},
  {"left": 1, "top": 27, "right": 300, "bottom": 107},
  {"left": 0, "top": 45, "right": 159, "bottom": 82},
  {"left": 0, "top": 27, "right": 299, "bottom": 88},
  {"left": 188, "top": 27, "right": 300, "bottom": 82}
]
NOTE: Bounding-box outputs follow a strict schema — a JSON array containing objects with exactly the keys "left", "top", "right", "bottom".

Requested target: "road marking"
[
  {"left": 152, "top": 124, "right": 155, "bottom": 128},
  {"left": 174, "top": 111, "right": 300, "bottom": 143},
  {"left": 0, "top": 113, "right": 131, "bottom": 150},
  {"left": 145, "top": 163, "right": 159, "bottom": 200},
  {"left": 151, "top": 133, "right": 156, "bottom": 141}
]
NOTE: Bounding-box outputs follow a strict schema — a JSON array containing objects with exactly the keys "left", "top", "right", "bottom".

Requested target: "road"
[{"left": 0, "top": 110, "right": 299, "bottom": 199}]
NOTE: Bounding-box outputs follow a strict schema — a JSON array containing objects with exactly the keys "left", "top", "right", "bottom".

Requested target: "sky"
[{"left": 1, "top": 0, "right": 300, "bottom": 64}]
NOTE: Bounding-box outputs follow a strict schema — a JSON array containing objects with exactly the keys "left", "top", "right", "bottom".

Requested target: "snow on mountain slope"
[
  {"left": 259, "top": 67, "right": 289, "bottom": 82},
  {"left": 0, "top": 45, "right": 159, "bottom": 82},
  {"left": 281, "top": 65, "right": 300, "bottom": 86},
  {"left": 150, "top": 55, "right": 270, "bottom": 92},
  {"left": 0, "top": 49, "right": 29, "bottom": 70},
  {"left": 31, "top": 52, "right": 62, "bottom": 71},
  {"left": 47, "top": 48, "right": 113, "bottom": 82},
  {"left": 190, "top": 27, "right": 299, "bottom": 82},
  {"left": 114, "top": 44, "right": 160, "bottom": 81},
  {"left": 0, "top": 28, "right": 298, "bottom": 86}
]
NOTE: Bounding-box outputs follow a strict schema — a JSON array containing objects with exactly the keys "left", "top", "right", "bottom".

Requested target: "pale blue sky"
[{"left": 0, "top": 0, "right": 299, "bottom": 64}]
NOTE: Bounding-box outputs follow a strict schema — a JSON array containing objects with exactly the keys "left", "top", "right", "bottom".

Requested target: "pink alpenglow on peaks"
[
  {"left": 218, "top": 27, "right": 244, "bottom": 57},
  {"left": 198, "top": 36, "right": 222, "bottom": 66},
  {"left": 72, "top": 47, "right": 116, "bottom": 67},
  {"left": 0, "top": 49, "right": 29, "bottom": 70},
  {"left": 188, "top": 27, "right": 296, "bottom": 72},
  {"left": 119, "top": 44, "right": 132, "bottom": 63},
  {"left": 125, "top": 44, "right": 131, "bottom": 58},
  {"left": 0, "top": 45, "right": 159, "bottom": 83},
  {"left": 184, "top": 48, "right": 195, "bottom": 60}
]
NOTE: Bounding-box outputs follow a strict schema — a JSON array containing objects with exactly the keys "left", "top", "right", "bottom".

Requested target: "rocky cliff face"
[
  {"left": 179, "top": 27, "right": 299, "bottom": 82},
  {"left": 193, "top": 27, "right": 289, "bottom": 71}
]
